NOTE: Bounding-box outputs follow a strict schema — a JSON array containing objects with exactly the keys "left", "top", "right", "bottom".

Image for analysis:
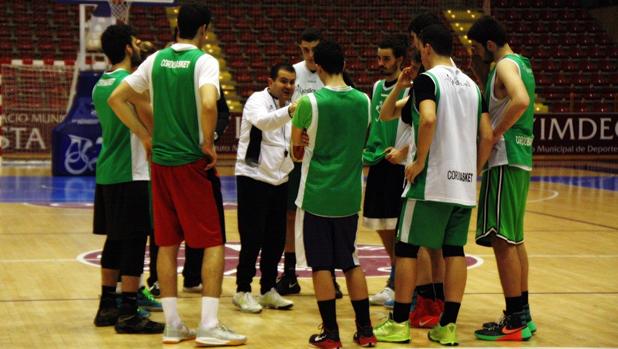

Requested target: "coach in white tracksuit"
[{"left": 232, "top": 63, "right": 297, "bottom": 313}]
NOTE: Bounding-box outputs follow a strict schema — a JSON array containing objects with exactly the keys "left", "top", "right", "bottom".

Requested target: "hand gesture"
[
  {"left": 384, "top": 147, "right": 406, "bottom": 164},
  {"left": 405, "top": 160, "right": 424, "bottom": 183}
]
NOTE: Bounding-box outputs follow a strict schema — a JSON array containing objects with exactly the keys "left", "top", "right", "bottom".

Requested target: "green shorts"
[
  {"left": 476, "top": 165, "right": 530, "bottom": 247},
  {"left": 287, "top": 162, "right": 302, "bottom": 210},
  {"left": 397, "top": 199, "right": 472, "bottom": 249}
]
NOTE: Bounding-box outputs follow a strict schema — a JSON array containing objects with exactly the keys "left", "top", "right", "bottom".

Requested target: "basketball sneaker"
[
  {"left": 373, "top": 314, "right": 410, "bottom": 343},
  {"left": 138, "top": 286, "right": 162, "bottom": 312},
  {"left": 475, "top": 310, "right": 532, "bottom": 341},
  {"left": 409, "top": 295, "right": 440, "bottom": 328},
  {"left": 114, "top": 313, "right": 165, "bottom": 334},
  {"left": 482, "top": 305, "right": 537, "bottom": 334},
  {"left": 232, "top": 291, "right": 263, "bottom": 313},
  {"left": 195, "top": 323, "right": 247, "bottom": 346},
  {"left": 162, "top": 322, "right": 196, "bottom": 344},
  {"left": 147, "top": 281, "right": 160, "bottom": 298},
  {"left": 309, "top": 326, "right": 342, "bottom": 349},
  {"left": 259, "top": 288, "right": 294, "bottom": 310},
  {"left": 428, "top": 322, "right": 458, "bottom": 346},
  {"left": 94, "top": 297, "right": 119, "bottom": 327},
  {"left": 369, "top": 286, "right": 394, "bottom": 306},
  {"left": 275, "top": 273, "right": 301, "bottom": 295},
  {"left": 353, "top": 323, "right": 377, "bottom": 347}
]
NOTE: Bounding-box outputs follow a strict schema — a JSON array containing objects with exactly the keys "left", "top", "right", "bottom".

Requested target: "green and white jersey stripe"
[
  {"left": 402, "top": 65, "right": 482, "bottom": 207},
  {"left": 292, "top": 86, "right": 371, "bottom": 217},
  {"left": 486, "top": 54, "right": 536, "bottom": 171},
  {"left": 92, "top": 69, "right": 149, "bottom": 184}
]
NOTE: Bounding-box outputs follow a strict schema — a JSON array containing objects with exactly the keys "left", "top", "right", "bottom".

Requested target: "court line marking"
[
  {"left": 527, "top": 210, "right": 618, "bottom": 231},
  {"left": 527, "top": 188, "right": 560, "bottom": 203}
]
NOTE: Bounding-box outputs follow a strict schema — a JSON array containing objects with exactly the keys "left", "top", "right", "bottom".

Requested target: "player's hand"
[
  {"left": 396, "top": 66, "right": 416, "bottom": 89},
  {"left": 385, "top": 147, "right": 406, "bottom": 164},
  {"left": 405, "top": 160, "right": 424, "bottom": 183},
  {"left": 288, "top": 101, "right": 298, "bottom": 118},
  {"left": 141, "top": 136, "right": 152, "bottom": 162},
  {"left": 301, "top": 130, "right": 310, "bottom": 146},
  {"left": 201, "top": 143, "right": 217, "bottom": 170}
]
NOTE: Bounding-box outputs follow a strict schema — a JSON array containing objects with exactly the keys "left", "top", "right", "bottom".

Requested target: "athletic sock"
[
  {"left": 393, "top": 302, "right": 411, "bottom": 323},
  {"left": 351, "top": 298, "right": 371, "bottom": 327},
  {"left": 439, "top": 301, "right": 461, "bottom": 326},
  {"left": 433, "top": 283, "right": 445, "bottom": 301},
  {"left": 161, "top": 297, "right": 182, "bottom": 327},
  {"left": 200, "top": 297, "right": 219, "bottom": 329},
  {"left": 521, "top": 291, "right": 529, "bottom": 306},
  {"left": 505, "top": 296, "right": 523, "bottom": 315},
  {"left": 284, "top": 253, "right": 296, "bottom": 276},
  {"left": 101, "top": 285, "right": 116, "bottom": 300},
  {"left": 120, "top": 292, "right": 138, "bottom": 315},
  {"left": 317, "top": 299, "right": 338, "bottom": 331},
  {"left": 416, "top": 284, "right": 434, "bottom": 299}
]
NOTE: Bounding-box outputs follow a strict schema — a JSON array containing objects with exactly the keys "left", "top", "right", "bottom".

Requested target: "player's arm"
[
  {"left": 385, "top": 145, "right": 409, "bottom": 165},
  {"left": 109, "top": 81, "right": 152, "bottom": 150},
  {"left": 380, "top": 66, "right": 415, "bottom": 121},
  {"left": 477, "top": 112, "right": 494, "bottom": 175},
  {"left": 405, "top": 99, "right": 436, "bottom": 182},
  {"left": 244, "top": 94, "right": 293, "bottom": 132},
  {"left": 492, "top": 59, "right": 530, "bottom": 140},
  {"left": 129, "top": 91, "right": 153, "bottom": 134},
  {"left": 290, "top": 96, "right": 311, "bottom": 162},
  {"left": 198, "top": 83, "right": 218, "bottom": 169}
]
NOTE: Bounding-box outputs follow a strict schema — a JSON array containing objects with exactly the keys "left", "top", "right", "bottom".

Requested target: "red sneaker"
[
  {"left": 309, "top": 327, "right": 342, "bottom": 349},
  {"left": 409, "top": 295, "right": 439, "bottom": 328},
  {"left": 353, "top": 324, "right": 377, "bottom": 347}
]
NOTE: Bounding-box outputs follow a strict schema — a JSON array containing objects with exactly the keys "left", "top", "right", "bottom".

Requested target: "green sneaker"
[
  {"left": 428, "top": 323, "right": 458, "bottom": 346},
  {"left": 523, "top": 304, "right": 537, "bottom": 333},
  {"left": 373, "top": 316, "right": 410, "bottom": 343},
  {"left": 138, "top": 286, "right": 162, "bottom": 312}
]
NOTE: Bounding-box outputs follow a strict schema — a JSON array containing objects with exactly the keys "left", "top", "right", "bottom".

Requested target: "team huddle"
[{"left": 92, "top": 2, "right": 536, "bottom": 348}]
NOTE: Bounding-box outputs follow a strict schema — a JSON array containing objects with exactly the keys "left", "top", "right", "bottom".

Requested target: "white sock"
[
  {"left": 200, "top": 297, "right": 219, "bottom": 329},
  {"left": 161, "top": 297, "right": 182, "bottom": 327}
]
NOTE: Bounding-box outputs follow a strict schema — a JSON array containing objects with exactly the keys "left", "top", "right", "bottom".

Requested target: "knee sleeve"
[
  {"left": 119, "top": 237, "right": 147, "bottom": 277},
  {"left": 101, "top": 238, "right": 121, "bottom": 270},
  {"left": 442, "top": 244, "right": 465, "bottom": 258},
  {"left": 395, "top": 241, "right": 419, "bottom": 258}
]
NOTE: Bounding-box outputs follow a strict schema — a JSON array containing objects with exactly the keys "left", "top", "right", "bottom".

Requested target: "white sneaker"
[
  {"left": 162, "top": 322, "right": 196, "bottom": 344},
  {"left": 232, "top": 292, "right": 263, "bottom": 313},
  {"left": 196, "top": 323, "right": 247, "bottom": 346},
  {"left": 369, "top": 286, "right": 394, "bottom": 306},
  {"left": 259, "top": 288, "right": 294, "bottom": 310}
]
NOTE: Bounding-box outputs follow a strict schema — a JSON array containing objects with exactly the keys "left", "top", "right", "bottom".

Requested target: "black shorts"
[
  {"left": 93, "top": 181, "right": 152, "bottom": 240},
  {"left": 287, "top": 162, "right": 302, "bottom": 210},
  {"left": 301, "top": 211, "right": 360, "bottom": 271},
  {"left": 363, "top": 160, "right": 405, "bottom": 227}
]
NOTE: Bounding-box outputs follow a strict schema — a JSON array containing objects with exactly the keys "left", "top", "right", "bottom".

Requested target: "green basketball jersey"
[
  {"left": 292, "top": 86, "right": 371, "bottom": 217},
  {"left": 363, "top": 80, "right": 410, "bottom": 165},
  {"left": 485, "top": 54, "right": 535, "bottom": 170},
  {"left": 92, "top": 69, "right": 149, "bottom": 184},
  {"left": 151, "top": 47, "right": 206, "bottom": 166}
]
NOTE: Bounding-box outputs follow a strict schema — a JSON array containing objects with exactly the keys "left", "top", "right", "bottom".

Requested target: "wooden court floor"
[{"left": 0, "top": 162, "right": 616, "bottom": 348}]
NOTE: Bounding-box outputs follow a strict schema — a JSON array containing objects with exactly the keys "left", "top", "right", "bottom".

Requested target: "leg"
[
  {"left": 492, "top": 237, "right": 523, "bottom": 313},
  {"left": 260, "top": 183, "right": 287, "bottom": 295},
  {"left": 377, "top": 229, "right": 396, "bottom": 265},
  {"left": 517, "top": 242, "right": 529, "bottom": 294}
]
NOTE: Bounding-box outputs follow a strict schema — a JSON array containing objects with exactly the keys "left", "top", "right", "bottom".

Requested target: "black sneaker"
[
  {"left": 94, "top": 297, "right": 119, "bottom": 327},
  {"left": 309, "top": 326, "right": 341, "bottom": 349},
  {"left": 334, "top": 280, "right": 343, "bottom": 299},
  {"left": 114, "top": 313, "right": 165, "bottom": 334},
  {"left": 276, "top": 274, "right": 301, "bottom": 295},
  {"left": 475, "top": 311, "right": 532, "bottom": 341}
]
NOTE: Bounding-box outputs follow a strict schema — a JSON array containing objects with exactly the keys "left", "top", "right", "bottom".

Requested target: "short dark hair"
[
  {"left": 101, "top": 24, "right": 134, "bottom": 65},
  {"left": 467, "top": 15, "right": 508, "bottom": 47},
  {"left": 270, "top": 63, "right": 295, "bottom": 79},
  {"left": 419, "top": 24, "right": 453, "bottom": 56},
  {"left": 299, "top": 27, "right": 322, "bottom": 43},
  {"left": 408, "top": 12, "right": 441, "bottom": 35},
  {"left": 177, "top": 2, "right": 211, "bottom": 40},
  {"left": 378, "top": 34, "right": 409, "bottom": 59},
  {"left": 314, "top": 39, "right": 344, "bottom": 75}
]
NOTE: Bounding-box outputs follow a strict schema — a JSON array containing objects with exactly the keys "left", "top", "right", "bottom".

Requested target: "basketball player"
[
  {"left": 92, "top": 24, "right": 164, "bottom": 334},
  {"left": 468, "top": 16, "right": 537, "bottom": 341},
  {"left": 363, "top": 34, "right": 411, "bottom": 307},
  {"left": 108, "top": 3, "right": 246, "bottom": 346},
  {"left": 277, "top": 28, "right": 342, "bottom": 299},
  {"left": 374, "top": 24, "right": 493, "bottom": 345},
  {"left": 377, "top": 12, "right": 447, "bottom": 328},
  {"left": 232, "top": 63, "right": 297, "bottom": 313},
  {"left": 292, "top": 39, "right": 376, "bottom": 349}
]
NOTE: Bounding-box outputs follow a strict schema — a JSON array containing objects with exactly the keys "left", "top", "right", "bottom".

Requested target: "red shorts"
[{"left": 151, "top": 159, "right": 224, "bottom": 248}]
